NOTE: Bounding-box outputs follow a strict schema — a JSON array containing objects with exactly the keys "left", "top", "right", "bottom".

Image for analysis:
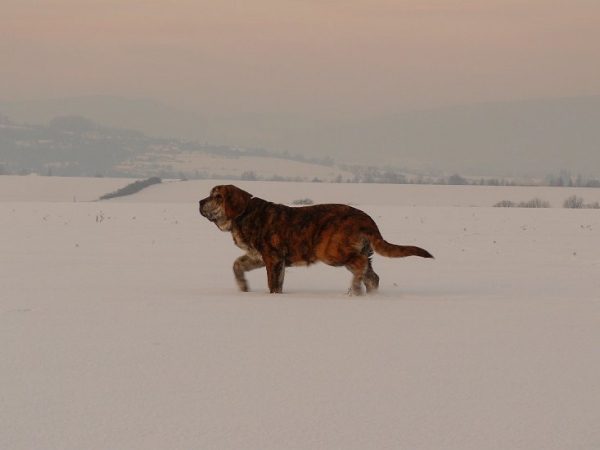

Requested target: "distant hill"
[
  {"left": 332, "top": 96, "right": 600, "bottom": 177},
  {"left": 0, "top": 114, "right": 348, "bottom": 181},
  {"left": 0, "top": 115, "right": 150, "bottom": 176},
  {"left": 2, "top": 95, "right": 600, "bottom": 177},
  {"left": 0, "top": 96, "right": 203, "bottom": 141}
]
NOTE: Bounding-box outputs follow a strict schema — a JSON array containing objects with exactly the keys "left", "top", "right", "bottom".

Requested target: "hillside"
[
  {"left": 3, "top": 95, "right": 600, "bottom": 178},
  {"left": 0, "top": 115, "right": 349, "bottom": 181}
]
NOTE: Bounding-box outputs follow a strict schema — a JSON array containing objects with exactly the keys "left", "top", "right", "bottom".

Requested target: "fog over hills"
[
  {"left": 334, "top": 96, "right": 600, "bottom": 177},
  {"left": 2, "top": 95, "right": 599, "bottom": 177}
]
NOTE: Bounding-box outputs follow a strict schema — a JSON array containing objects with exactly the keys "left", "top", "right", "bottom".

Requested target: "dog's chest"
[
  {"left": 232, "top": 227, "right": 262, "bottom": 256},
  {"left": 232, "top": 228, "right": 249, "bottom": 250}
]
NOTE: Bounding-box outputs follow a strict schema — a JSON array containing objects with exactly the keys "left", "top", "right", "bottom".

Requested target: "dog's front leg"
[
  {"left": 233, "top": 253, "right": 265, "bottom": 292},
  {"left": 265, "top": 257, "right": 285, "bottom": 293}
]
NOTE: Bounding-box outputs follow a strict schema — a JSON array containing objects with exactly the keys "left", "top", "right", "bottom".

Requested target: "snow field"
[{"left": 1, "top": 177, "right": 599, "bottom": 449}]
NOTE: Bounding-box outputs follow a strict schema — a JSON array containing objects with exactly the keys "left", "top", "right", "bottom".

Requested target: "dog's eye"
[{"left": 214, "top": 193, "right": 222, "bottom": 201}]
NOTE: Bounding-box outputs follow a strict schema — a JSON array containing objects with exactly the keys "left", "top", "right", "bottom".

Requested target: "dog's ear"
[{"left": 223, "top": 185, "right": 252, "bottom": 219}]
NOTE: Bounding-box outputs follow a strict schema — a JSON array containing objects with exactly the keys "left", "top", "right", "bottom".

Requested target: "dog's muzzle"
[{"left": 199, "top": 199, "right": 215, "bottom": 221}]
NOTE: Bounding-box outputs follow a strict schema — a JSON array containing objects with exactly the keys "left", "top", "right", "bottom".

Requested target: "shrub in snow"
[
  {"left": 494, "top": 200, "right": 517, "bottom": 208},
  {"left": 563, "top": 196, "right": 600, "bottom": 209},
  {"left": 563, "top": 195, "right": 585, "bottom": 209},
  {"left": 517, "top": 198, "right": 551, "bottom": 208},
  {"left": 292, "top": 198, "right": 314, "bottom": 205},
  {"left": 494, "top": 198, "right": 550, "bottom": 208}
]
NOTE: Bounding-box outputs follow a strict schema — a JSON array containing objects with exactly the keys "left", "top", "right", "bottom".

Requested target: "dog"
[{"left": 199, "top": 184, "right": 433, "bottom": 295}]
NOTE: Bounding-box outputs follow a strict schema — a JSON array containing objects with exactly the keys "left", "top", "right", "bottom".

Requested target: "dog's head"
[{"left": 199, "top": 185, "right": 253, "bottom": 231}]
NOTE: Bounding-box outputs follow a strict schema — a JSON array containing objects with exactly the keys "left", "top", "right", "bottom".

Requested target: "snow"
[
  {"left": 116, "top": 152, "right": 353, "bottom": 182},
  {"left": 2, "top": 176, "right": 599, "bottom": 449}
]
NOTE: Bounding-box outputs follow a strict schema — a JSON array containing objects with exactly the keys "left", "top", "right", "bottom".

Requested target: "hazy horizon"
[
  {"left": 3, "top": 0, "right": 600, "bottom": 119},
  {"left": 3, "top": 0, "right": 600, "bottom": 177}
]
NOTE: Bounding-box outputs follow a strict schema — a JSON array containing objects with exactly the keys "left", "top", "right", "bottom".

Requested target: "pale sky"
[{"left": 3, "top": 0, "right": 600, "bottom": 119}]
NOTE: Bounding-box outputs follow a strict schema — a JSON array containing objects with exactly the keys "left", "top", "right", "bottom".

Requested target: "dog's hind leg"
[
  {"left": 363, "top": 261, "right": 380, "bottom": 294},
  {"left": 345, "top": 254, "right": 369, "bottom": 296},
  {"left": 233, "top": 253, "right": 265, "bottom": 292},
  {"left": 360, "top": 242, "right": 379, "bottom": 294}
]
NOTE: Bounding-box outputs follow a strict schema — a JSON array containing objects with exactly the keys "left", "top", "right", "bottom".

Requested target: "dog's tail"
[{"left": 366, "top": 232, "right": 434, "bottom": 259}]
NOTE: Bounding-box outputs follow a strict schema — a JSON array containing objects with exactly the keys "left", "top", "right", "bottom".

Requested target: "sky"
[{"left": 2, "top": 0, "right": 600, "bottom": 119}]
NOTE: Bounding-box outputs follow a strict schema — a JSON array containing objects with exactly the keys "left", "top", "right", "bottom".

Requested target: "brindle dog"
[{"left": 199, "top": 184, "right": 433, "bottom": 295}]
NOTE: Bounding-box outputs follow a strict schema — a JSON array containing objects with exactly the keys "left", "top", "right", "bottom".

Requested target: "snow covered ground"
[{"left": 2, "top": 176, "right": 600, "bottom": 449}]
